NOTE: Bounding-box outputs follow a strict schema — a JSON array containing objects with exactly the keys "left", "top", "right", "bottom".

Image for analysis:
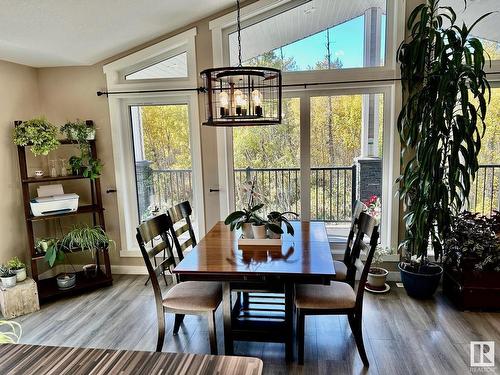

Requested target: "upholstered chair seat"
[
  {"left": 163, "top": 281, "right": 222, "bottom": 312},
  {"left": 295, "top": 281, "right": 356, "bottom": 310},
  {"left": 331, "top": 261, "right": 347, "bottom": 281}
]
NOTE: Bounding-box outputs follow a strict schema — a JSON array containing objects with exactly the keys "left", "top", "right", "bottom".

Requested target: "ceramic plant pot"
[
  {"left": 367, "top": 267, "right": 388, "bottom": 289},
  {"left": 398, "top": 262, "right": 443, "bottom": 299},
  {"left": 1, "top": 275, "right": 17, "bottom": 288},
  {"left": 267, "top": 222, "right": 282, "bottom": 239},
  {"left": 56, "top": 273, "right": 76, "bottom": 290},
  {"left": 12, "top": 268, "right": 26, "bottom": 282},
  {"left": 252, "top": 224, "right": 267, "bottom": 239},
  {"left": 83, "top": 264, "right": 98, "bottom": 278},
  {"left": 241, "top": 222, "right": 254, "bottom": 239}
]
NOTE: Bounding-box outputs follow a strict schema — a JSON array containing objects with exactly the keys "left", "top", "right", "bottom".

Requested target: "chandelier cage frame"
[
  {"left": 200, "top": 0, "right": 282, "bottom": 127},
  {"left": 200, "top": 66, "right": 282, "bottom": 127}
]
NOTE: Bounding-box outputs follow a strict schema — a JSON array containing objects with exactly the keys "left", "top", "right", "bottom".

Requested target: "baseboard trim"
[{"left": 111, "top": 265, "right": 148, "bottom": 275}]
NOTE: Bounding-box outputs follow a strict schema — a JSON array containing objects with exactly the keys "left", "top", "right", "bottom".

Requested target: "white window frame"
[
  {"left": 103, "top": 28, "right": 205, "bottom": 256},
  {"left": 210, "top": 0, "right": 405, "bottom": 252}
]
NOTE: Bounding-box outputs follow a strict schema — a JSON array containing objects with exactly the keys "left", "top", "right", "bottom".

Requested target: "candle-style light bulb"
[
  {"left": 252, "top": 89, "right": 263, "bottom": 116},
  {"left": 234, "top": 89, "right": 244, "bottom": 115},
  {"left": 219, "top": 91, "right": 229, "bottom": 117},
  {"left": 251, "top": 89, "right": 262, "bottom": 106}
]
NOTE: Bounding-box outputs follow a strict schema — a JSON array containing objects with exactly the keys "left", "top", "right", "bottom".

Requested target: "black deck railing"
[
  {"left": 141, "top": 164, "right": 499, "bottom": 222},
  {"left": 468, "top": 164, "right": 500, "bottom": 215},
  {"left": 234, "top": 166, "right": 356, "bottom": 222}
]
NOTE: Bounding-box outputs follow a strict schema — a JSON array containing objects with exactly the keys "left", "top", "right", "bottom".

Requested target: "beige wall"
[{"left": 0, "top": 60, "right": 40, "bottom": 264}]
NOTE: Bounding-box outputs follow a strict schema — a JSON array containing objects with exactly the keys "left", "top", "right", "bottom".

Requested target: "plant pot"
[
  {"left": 1, "top": 275, "right": 17, "bottom": 288},
  {"left": 367, "top": 267, "right": 388, "bottom": 289},
  {"left": 252, "top": 224, "right": 267, "bottom": 239},
  {"left": 56, "top": 273, "right": 76, "bottom": 290},
  {"left": 398, "top": 262, "right": 442, "bottom": 299},
  {"left": 241, "top": 222, "right": 254, "bottom": 239},
  {"left": 267, "top": 221, "right": 282, "bottom": 239},
  {"left": 83, "top": 264, "right": 98, "bottom": 278},
  {"left": 12, "top": 268, "right": 26, "bottom": 282}
]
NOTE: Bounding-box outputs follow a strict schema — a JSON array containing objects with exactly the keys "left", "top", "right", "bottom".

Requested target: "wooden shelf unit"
[{"left": 16, "top": 120, "right": 112, "bottom": 303}]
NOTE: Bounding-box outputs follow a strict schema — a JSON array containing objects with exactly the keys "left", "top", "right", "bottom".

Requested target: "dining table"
[{"left": 173, "top": 220, "right": 336, "bottom": 360}]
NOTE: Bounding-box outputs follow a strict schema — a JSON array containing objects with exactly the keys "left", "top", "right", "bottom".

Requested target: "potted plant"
[
  {"left": 443, "top": 211, "right": 500, "bottom": 309},
  {"left": 6, "top": 257, "right": 26, "bottom": 282},
  {"left": 267, "top": 211, "right": 298, "bottom": 239},
  {"left": 0, "top": 265, "right": 17, "bottom": 288},
  {"left": 366, "top": 246, "right": 390, "bottom": 292},
  {"left": 13, "top": 117, "right": 60, "bottom": 156},
  {"left": 68, "top": 155, "right": 103, "bottom": 180},
  {"left": 396, "top": 0, "right": 491, "bottom": 298},
  {"left": 60, "top": 120, "right": 96, "bottom": 141},
  {"left": 225, "top": 204, "right": 264, "bottom": 239},
  {"left": 251, "top": 215, "right": 268, "bottom": 239}
]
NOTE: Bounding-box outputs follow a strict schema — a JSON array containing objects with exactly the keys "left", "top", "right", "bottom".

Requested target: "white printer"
[{"left": 30, "top": 184, "right": 79, "bottom": 217}]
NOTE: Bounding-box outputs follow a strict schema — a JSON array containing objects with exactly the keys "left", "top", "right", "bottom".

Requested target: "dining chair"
[
  {"left": 295, "top": 211, "right": 379, "bottom": 367},
  {"left": 167, "top": 201, "right": 197, "bottom": 261},
  {"left": 136, "top": 213, "right": 222, "bottom": 354},
  {"left": 332, "top": 200, "right": 366, "bottom": 287}
]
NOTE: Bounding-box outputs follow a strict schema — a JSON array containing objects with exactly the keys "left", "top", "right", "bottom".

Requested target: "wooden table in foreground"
[
  {"left": 173, "top": 221, "right": 335, "bottom": 360},
  {"left": 0, "top": 344, "right": 263, "bottom": 375}
]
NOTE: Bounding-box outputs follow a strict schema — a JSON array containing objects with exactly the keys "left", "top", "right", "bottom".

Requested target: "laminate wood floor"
[{"left": 13, "top": 275, "right": 500, "bottom": 375}]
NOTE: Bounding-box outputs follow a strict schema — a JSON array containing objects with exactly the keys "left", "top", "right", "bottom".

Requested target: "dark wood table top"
[
  {"left": 173, "top": 221, "right": 335, "bottom": 282},
  {"left": 0, "top": 344, "right": 263, "bottom": 375}
]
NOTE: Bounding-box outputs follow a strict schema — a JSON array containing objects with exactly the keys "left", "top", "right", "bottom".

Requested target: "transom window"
[
  {"left": 125, "top": 52, "right": 188, "bottom": 80},
  {"left": 228, "top": 0, "right": 387, "bottom": 70}
]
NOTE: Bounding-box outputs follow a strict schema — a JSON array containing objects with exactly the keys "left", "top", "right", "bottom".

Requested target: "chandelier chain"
[{"left": 237, "top": 0, "right": 242, "bottom": 66}]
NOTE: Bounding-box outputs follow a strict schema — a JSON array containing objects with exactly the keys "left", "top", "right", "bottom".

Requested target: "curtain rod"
[{"left": 96, "top": 73, "right": 500, "bottom": 96}]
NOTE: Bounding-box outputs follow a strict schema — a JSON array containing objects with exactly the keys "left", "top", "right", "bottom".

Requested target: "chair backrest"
[
  {"left": 343, "top": 200, "right": 367, "bottom": 284},
  {"left": 167, "top": 201, "right": 196, "bottom": 260},
  {"left": 349, "top": 211, "right": 379, "bottom": 312},
  {"left": 136, "top": 214, "right": 177, "bottom": 307}
]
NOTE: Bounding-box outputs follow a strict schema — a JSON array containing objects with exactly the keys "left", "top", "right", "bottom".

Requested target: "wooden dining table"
[{"left": 173, "top": 221, "right": 335, "bottom": 360}]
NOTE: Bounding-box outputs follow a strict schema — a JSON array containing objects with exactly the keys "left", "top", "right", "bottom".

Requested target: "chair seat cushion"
[
  {"left": 163, "top": 281, "right": 222, "bottom": 312},
  {"left": 332, "top": 260, "right": 347, "bottom": 281},
  {"left": 295, "top": 281, "right": 356, "bottom": 310}
]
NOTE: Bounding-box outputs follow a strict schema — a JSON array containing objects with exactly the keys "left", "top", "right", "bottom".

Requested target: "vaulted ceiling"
[{"left": 0, "top": 0, "right": 236, "bottom": 67}]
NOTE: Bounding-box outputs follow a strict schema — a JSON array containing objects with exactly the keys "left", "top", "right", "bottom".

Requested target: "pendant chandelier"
[{"left": 200, "top": 0, "right": 282, "bottom": 126}]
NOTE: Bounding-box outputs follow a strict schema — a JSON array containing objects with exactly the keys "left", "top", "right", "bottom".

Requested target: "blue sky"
[{"left": 271, "top": 15, "right": 386, "bottom": 70}]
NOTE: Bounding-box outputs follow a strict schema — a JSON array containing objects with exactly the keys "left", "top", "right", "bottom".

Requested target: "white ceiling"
[
  {"left": 0, "top": 0, "right": 235, "bottom": 67},
  {"left": 436, "top": 0, "right": 499, "bottom": 43}
]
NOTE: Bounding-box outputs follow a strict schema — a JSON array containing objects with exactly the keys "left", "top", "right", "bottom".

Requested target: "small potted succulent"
[
  {"left": 366, "top": 246, "right": 391, "bottom": 292},
  {"left": 6, "top": 257, "right": 26, "bottom": 282},
  {"left": 0, "top": 265, "right": 17, "bottom": 288},
  {"left": 13, "top": 117, "right": 60, "bottom": 156},
  {"left": 267, "top": 211, "right": 298, "bottom": 239}
]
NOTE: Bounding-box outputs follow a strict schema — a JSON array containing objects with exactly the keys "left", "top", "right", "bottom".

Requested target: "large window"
[
  {"left": 125, "top": 52, "right": 188, "bottom": 80},
  {"left": 131, "top": 104, "right": 193, "bottom": 222},
  {"left": 228, "top": 0, "right": 387, "bottom": 70},
  {"left": 233, "top": 98, "right": 300, "bottom": 215}
]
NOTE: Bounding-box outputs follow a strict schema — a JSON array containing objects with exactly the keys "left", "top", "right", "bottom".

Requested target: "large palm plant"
[{"left": 397, "top": 0, "right": 491, "bottom": 266}]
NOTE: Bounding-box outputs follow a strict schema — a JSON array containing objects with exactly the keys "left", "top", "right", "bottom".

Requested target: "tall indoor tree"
[{"left": 397, "top": 0, "right": 491, "bottom": 292}]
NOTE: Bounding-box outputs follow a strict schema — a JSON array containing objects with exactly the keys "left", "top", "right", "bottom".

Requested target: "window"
[
  {"left": 441, "top": 0, "right": 500, "bottom": 62},
  {"left": 103, "top": 28, "right": 203, "bottom": 255},
  {"left": 233, "top": 98, "right": 300, "bottom": 215},
  {"left": 310, "top": 93, "right": 384, "bottom": 223},
  {"left": 228, "top": 0, "right": 387, "bottom": 70},
  {"left": 130, "top": 104, "right": 193, "bottom": 222},
  {"left": 125, "top": 52, "right": 188, "bottom": 80}
]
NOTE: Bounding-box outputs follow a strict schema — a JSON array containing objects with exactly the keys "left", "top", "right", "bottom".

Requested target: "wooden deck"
[{"left": 12, "top": 275, "right": 500, "bottom": 375}]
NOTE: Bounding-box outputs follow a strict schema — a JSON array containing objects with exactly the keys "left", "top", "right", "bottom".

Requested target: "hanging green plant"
[
  {"left": 60, "top": 120, "right": 95, "bottom": 143},
  {"left": 13, "top": 117, "right": 60, "bottom": 156},
  {"left": 397, "top": 0, "right": 492, "bottom": 268}
]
